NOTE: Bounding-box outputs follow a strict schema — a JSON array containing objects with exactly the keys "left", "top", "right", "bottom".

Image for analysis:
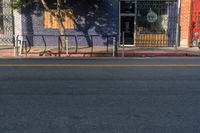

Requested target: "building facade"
[{"left": 1, "top": 0, "right": 198, "bottom": 48}]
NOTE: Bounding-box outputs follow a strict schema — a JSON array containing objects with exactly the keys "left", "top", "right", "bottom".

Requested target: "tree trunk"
[
  {"left": 57, "top": 17, "right": 66, "bottom": 53},
  {"left": 57, "top": 0, "right": 66, "bottom": 53},
  {"left": 40, "top": 0, "right": 67, "bottom": 53}
]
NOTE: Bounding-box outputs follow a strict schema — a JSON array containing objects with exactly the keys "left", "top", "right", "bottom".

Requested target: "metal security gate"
[
  {"left": 0, "top": 0, "right": 14, "bottom": 46},
  {"left": 119, "top": 0, "right": 178, "bottom": 47},
  {"left": 135, "top": 0, "right": 178, "bottom": 47}
]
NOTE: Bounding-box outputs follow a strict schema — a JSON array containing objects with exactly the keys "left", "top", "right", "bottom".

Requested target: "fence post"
[
  {"left": 14, "top": 35, "right": 19, "bottom": 56},
  {"left": 91, "top": 35, "right": 94, "bottom": 55},
  {"left": 65, "top": 35, "right": 69, "bottom": 55},
  {"left": 122, "top": 32, "right": 125, "bottom": 57},
  {"left": 113, "top": 37, "right": 116, "bottom": 57},
  {"left": 42, "top": 35, "right": 47, "bottom": 52},
  {"left": 58, "top": 36, "right": 61, "bottom": 56},
  {"left": 24, "top": 40, "right": 27, "bottom": 57},
  {"left": 107, "top": 36, "right": 109, "bottom": 53},
  {"left": 75, "top": 35, "right": 78, "bottom": 54}
]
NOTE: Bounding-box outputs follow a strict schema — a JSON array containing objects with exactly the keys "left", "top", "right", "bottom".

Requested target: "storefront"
[
  {"left": 18, "top": 0, "right": 181, "bottom": 48},
  {"left": 119, "top": 0, "right": 179, "bottom": 47}
]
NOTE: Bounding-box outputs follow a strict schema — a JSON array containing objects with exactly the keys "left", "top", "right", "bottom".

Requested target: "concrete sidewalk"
[{"left": 0, "top": 45, "right": 200, "bottom": 57}]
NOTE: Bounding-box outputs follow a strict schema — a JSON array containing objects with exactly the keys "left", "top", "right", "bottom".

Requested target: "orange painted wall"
[{"left": 180, "top": 0, "right": 192, "bottom": 47}]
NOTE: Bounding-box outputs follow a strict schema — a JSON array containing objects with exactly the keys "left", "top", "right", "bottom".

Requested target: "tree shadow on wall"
[
  {"left": 22, "top": 0, "right": 118, "bottom": 47},
  {"left": 68, "top": 0, "right": 118, "bottom": 47}
]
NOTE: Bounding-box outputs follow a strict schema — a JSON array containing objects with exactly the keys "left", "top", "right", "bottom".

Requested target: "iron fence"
[{"left": 15, "top": 34, "right": 117, "bottom": 56}]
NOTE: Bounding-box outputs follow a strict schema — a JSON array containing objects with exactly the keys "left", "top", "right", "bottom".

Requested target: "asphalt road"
[{"left": 1, "top": 57, "right": 200, "bottom": 133}]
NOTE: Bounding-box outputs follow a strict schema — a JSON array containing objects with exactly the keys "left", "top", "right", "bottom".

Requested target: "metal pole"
[
  {"left": 14, "top": 35, "right": 19, "bottom": 56},
  {"left": 175, "top": 0, "right": 181, "bottom": 49},
  {"left": 42, "top": 35, "right": 47, "bottom": 53},
  {"left": 65, "top": 36, "right": 69, "bottom": 55},
  {"left": 24, "top": 41, "right": 27, "bottom": 57},
  {"left": 58, "top": 36, "right": 61, "bottom": 56},
  {"left": 107, "top": 36, "right": 109, "bottom": 53},
  {"left": 91, "top": 35, "right": 93, "bottom": 55},
  {"left": 122, "top": 32, "right": 125, "bottom": 57},
  {"left": 113, "top": 37, "right": 116, "bottom": 57},
  {"left": 75, "top": 35, "right": 78, "bottom": 54},
  {"left": 14, "top": 39, "right": 16, "bottom": 56}
]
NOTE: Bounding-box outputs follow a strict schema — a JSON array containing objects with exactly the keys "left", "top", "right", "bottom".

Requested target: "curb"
[{"left": 0, "top": 52, "right": 198, "bottom": 57}]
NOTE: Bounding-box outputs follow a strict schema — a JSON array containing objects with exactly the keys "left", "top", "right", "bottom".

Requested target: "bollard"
[
  {"left": 14, "top": 35, "right": 19, "bottom": 56},
  {"left": 113, "top": 37, "right": 116, "bottom": 57}
]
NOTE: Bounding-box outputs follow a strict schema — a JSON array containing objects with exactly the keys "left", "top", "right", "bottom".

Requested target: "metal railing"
[{"left": 14, "top": 34, "right": 118, "bottom": 57}]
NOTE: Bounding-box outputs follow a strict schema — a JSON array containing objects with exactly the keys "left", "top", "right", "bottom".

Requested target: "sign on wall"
[{"left": 146, "top": 8, "right": 158, "bottom": 23}]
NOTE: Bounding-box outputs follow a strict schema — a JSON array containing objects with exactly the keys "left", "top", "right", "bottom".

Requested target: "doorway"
[
  {"left": 119, "top": 0, "right": 136, "bottom": 46},
  {"left": 120, "top": 16, "right": 135, "bottom": 44}
]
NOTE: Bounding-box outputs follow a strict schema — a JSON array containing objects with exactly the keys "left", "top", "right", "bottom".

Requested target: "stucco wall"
[{"left": 21, "top": 0, "right": 118, "bottom": 47}]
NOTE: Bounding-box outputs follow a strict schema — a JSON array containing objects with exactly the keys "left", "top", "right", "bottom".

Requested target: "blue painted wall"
[
  {"left": 168, "top": 1, "right": 178, "bottom": 46},
  {"left": 21, "top": 0, "right": 119, "bottom": 47},
  {"left": 21, "top": 0, "right": 179, "bottom": 47}
]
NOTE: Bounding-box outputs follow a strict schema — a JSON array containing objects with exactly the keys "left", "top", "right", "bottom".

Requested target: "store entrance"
[
  {"left": 119, "top": 0, "right": 178, "bottom": 47},
  {"left": 120, "top": 16, "right": 135, "bottom": 45},
  {"left": 119, "top": 0, "right": 136, "bottom": 45}
]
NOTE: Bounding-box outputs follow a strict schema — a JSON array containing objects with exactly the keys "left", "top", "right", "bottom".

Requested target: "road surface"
[{"left": 0, "top": 57, "right": 200, "bottom": 133}]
